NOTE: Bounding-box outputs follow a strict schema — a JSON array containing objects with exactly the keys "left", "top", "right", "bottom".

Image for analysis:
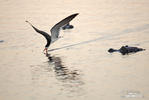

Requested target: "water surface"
[{"left": 0, "top": 0, "right": 149, "bottom": 100}]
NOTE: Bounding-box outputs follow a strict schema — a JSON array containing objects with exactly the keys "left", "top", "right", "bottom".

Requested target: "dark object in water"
[
  {"left": 62, "top": 23, "right": 74, "bottom": 30},
  {"left": 108, "top": 45, "right": 145, "bottom": 55},
  {"left": 46, "top": 53, "right": 53, "bottom": 61},
  {"left": 0, "top": 40, "right": 4, "bottom": 43}
]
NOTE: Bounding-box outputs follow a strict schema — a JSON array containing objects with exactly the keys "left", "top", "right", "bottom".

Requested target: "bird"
[{"left": 26, "top": 13, "right": 79, "bottom": 54}]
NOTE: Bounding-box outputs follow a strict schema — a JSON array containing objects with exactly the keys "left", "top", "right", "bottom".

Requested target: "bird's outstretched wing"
[
  {"left": 50, "top": 13, "right": 79, "bottom": 43},
  {"left": 26, "top": 21, "right": 51, "bottom": 46}
]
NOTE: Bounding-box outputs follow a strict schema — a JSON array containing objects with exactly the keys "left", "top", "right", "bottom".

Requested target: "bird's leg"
[{"left": 43, "top": 48, "right": 48, "bottom": 54}]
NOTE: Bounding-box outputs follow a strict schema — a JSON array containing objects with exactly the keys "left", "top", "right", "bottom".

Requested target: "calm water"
[{"left": 0, "top": 0, "right": 149, "bottom": 100}]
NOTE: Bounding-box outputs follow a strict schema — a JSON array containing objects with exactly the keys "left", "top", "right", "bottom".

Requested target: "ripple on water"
[{"left": 121, "top": 90, "right": 144, "bottom": 98}]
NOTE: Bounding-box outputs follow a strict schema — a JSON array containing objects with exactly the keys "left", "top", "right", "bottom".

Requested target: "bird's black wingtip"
[
  {"left": 71, "top": 13, "right": 79, "bottom": 17},
  {"left": 74, "top": 13, "right": 79, "bottom": 16}
]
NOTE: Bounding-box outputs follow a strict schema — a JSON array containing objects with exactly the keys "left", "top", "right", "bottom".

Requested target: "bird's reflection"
[
  {"left": 46, "top": 53, "right": 83, "bottom": 84},
  {"left": 31, "top": 53, "right": 85, "bottom": 96},
  {"left": 47, "top": 53, "right": 85, "bottom": 96}
]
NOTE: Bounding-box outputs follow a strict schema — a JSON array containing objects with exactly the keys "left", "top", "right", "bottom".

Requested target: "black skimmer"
[{"left": 26, "top": 13, "right": 79, "bottom": 54}]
